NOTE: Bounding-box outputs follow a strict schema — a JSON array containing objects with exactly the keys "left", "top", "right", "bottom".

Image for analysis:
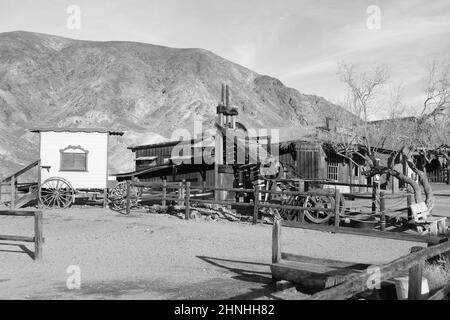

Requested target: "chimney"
[
  {"left": 221, "top": 84, "right": 225, "bottom": 105},
  {"left": 225, "top": 85, "right": 230, "bottom": 107}
]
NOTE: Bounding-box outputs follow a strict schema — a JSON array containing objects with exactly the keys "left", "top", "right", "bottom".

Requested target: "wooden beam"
[
  {"left": 162, "top": 179, "right": 167, "bottom": 207},
  {"left": 408, "top": 247, "right": 424, "bottom": 300},
  {"left": 272, "top": 219, "right": 281, "bottom": 264},
  {"left": 271, "top": 260, "right": 363, "bottom": 290},
  {"left": 1, "top": 160, "right": 40, "bottom": 183},
  {"left": 126, "top": 180, "right": 131, "bottom": 215},
  {"left": 185, "top": 181, "right": 190, "bottom": 220},
  {"left": 0, "top": 235, "right": 34, "bottom": 242},
  {"left": 34, "top": 211, "right": 43, "bottom": 261},
  {"left": 380, "top": 191, "right": 386, "bottom": 232},
  {"left": 10, "top": 175, "right": 15, "bottom": 210},
  {"left": 253, "top": 184, "right": 260, "bottom": 225},
  {"left": 281, "top": 253, "right": 371, "bottom": 270},
  {"left": 334, "top": 189, "right": 340, "bottom": 227},
  {"left": 307, "top": 241, "right": 450, "bottom": 300},
  {"left": 282, "top": 221, "right": 446, "bottom": 245},
  {"left": 428, "top": 283, "right": 450, "bottom": 300},
  {"left": 0, "top": 211, "right": 36, "bottom": 217}
]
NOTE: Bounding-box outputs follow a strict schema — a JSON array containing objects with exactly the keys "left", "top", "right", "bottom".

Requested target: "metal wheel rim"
[
  {"left": 303, "top": 195, "right": 333, "bottom": 224},
  {"left": 39, "top": 177, "right": 74, "bottom": 209},
  {"left": 109, "top": 182, "right": 139, "bottom": 211}
]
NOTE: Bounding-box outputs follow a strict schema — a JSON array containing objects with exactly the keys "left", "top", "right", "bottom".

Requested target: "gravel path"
[{"left": 0, "top": 208, "right": 423, "bottom": 299}]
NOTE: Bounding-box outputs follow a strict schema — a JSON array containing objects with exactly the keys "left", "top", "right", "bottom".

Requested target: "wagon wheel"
[
  {"left": 39, "top": 177, "right": 75, "bottom": 209},
  {"left": 303, "top": 192, "right": 346, "bottom": 224},
  {"left": 108, "top": 181, "right": 140, "bottom": 212},
  {"left": 303, "top": 194, "right": 334, "bottom": 224}
]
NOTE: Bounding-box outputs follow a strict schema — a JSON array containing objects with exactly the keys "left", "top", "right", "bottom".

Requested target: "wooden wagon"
[{"left": 0, "top": 128, "right": 124, "bottom": 209}]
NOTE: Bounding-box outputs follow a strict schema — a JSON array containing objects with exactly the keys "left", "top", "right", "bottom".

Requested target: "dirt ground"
[{"left": 0, "top": 207, "right": 426, "bottom": 300}]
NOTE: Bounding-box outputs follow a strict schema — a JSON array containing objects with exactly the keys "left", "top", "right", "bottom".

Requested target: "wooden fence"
[
  {"left": 125, "top": 180, "right": 446, "bottom": 244},
  {"left": 126, "top": 180, "right": 338, "bottom": 224},
  {"left": 0, "top": 210, "right": 44, "bottom": 261},
  {"left": 272, "top": 218, "right": 450, "bottom": 300},
  {"left": 427, "top": 169, "right": 449, "bottom": 184}
]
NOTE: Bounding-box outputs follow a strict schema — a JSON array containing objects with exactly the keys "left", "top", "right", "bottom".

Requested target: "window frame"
[{"left": 59, "top": 145, "right": 89, "bottom": 172}]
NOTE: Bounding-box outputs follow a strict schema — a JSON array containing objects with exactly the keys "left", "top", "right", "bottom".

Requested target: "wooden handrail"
[{"left": 1, "top": 160, "right": 40, "bottom": 183}]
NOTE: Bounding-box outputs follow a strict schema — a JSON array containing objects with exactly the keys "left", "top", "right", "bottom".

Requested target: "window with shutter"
[{"left": 60, "top": 146, "right": 88, "bottom": 171}]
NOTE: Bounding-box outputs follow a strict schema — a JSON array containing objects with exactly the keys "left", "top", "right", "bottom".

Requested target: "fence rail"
[
  {"left": 124, "top": 179, "right": 447, "bottom": 244},
  {"left": 127, "top": 180, "right": 340, "bottom": 224},
  {"left": 427, "top": 169, "right": 449, "bottom": 184},
  {"left": 0, "top": 210, "right": 43, "bottom": 261}
]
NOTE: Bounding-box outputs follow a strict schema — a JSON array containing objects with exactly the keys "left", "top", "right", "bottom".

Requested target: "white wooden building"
[{"left": 31, "top": 128, "right": 124, "bottom": 190}]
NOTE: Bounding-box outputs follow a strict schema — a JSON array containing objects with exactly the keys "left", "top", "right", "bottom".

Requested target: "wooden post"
[
  {"left": 10, "top": 175, "right": 15, "bottom": 210},
  {"left": 253, "top": 184, "right": 260, "bottom": 225},
  {"left": 380, "top": 191, "right": 386, "bottom": 232},
  {"left": 37, "top": 159, "right": 42, "bottom": 209},
  {"left": 178, "top": 182, "right": 183, "bottom": 206},
  {"left": 185, "top": 181, "right": 190, "bottom": 220},
  {"left": 334, "top": 188, "right": 340, "bottom": 227},
  {"left": 272, "top": 218, "right": 281, "bottom": 264},
  {"left": 407, "top": 185, "right": 414, "bottom": 221},
  {"left": 162, "top": 179, "right": 167, "bottom": 207},
  {"left": 371, "top": 181, "right": 377, "bottom": 215},
  {"left": 34, "top": 211, "right": 43, "bottom": 262},
  {"left": 408, "top": 247, "right": 424, "bottom": 300},
  {"left": 349, "top": 160, "right": 353, "bottom": 195},
  {"left": 126, "top": 180, "right": 131, "bottom": 215},
  {"left": 103, "top": 188, "right": 108, "bottom": 208}
]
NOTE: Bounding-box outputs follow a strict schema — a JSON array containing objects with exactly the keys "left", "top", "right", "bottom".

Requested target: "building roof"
[
  {"left": 30, "top": 127, "right": 124, "bottom": 136},
  {"left": 128, "top": 136, "right": 215, "bottom": 151},
  {"left": 111, "top": 164, "right": 173, "bottom": 179}
]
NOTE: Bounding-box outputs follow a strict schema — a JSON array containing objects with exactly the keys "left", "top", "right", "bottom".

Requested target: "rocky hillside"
[{"left": 0, "top": 31, "right": 354, "bottom": 178}]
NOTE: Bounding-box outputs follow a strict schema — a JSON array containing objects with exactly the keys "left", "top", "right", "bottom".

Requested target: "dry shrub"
[{"left": 424, "top": 252, "right": 450, "bottom": 291}]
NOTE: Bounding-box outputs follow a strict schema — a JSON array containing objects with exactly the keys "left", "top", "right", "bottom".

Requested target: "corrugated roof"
[{"left": 30, "top": 127, "right": 124, "bottom": 136}]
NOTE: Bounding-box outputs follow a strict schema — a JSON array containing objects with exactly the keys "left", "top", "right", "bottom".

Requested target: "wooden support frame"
[{"left": 0, "top": 210, "right": 44, "bottom": 261}]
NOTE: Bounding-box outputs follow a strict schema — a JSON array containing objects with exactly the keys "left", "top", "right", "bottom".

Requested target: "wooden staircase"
[{"left": 0, "top": 160, "right": 41, "bottom": 209}]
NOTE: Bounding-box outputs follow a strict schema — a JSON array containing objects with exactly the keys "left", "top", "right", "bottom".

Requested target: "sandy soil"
[{"left": 0, "top": 208, "right": 424, "bottom": 300}]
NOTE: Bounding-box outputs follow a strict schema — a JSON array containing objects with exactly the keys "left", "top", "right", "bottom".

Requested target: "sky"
[{"left": 0, "top": 0, "right": 449, "bottom": 119}]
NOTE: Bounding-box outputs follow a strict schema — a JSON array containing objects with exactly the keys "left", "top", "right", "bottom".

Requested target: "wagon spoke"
[{"left": 39, "top": 177, "right": 74, "bottom": 209}]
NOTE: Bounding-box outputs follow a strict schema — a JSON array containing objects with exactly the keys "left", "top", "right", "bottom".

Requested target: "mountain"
[{"left": 0, "top": 31, "right": 355, "bottom": 178}]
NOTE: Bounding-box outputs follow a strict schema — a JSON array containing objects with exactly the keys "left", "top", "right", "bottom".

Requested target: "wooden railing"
[
  {"left": 308, "top": 241, "right": 450, "bottom": 300},
  {"left": 126, "top": 181, "right": 338, "bottom": 224},
  {"left": 271, "top": 218, "right": 450, "bottom": 300},
  {"left": 0, "top": 210, "right": 44, "bottom": 261},
  {"left": 0, "top": 160, "right": 41, "bottom": 209},
  {"left": 126, "top": 180, "right": 446, "bottom": 244},
  {"left": 427, "top": 169, "right": 449, "bottom": 184}
]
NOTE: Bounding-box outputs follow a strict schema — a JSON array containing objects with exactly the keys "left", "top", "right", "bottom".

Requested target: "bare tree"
[
  {"left": 420, "top": 60, "right": 450, "bottom": 118},
  {"left": 338, "top": 62, "right": 390, "bottom": 124},
  {"left": 330, "top": 62, "right": 450, "bottom": 212}
]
